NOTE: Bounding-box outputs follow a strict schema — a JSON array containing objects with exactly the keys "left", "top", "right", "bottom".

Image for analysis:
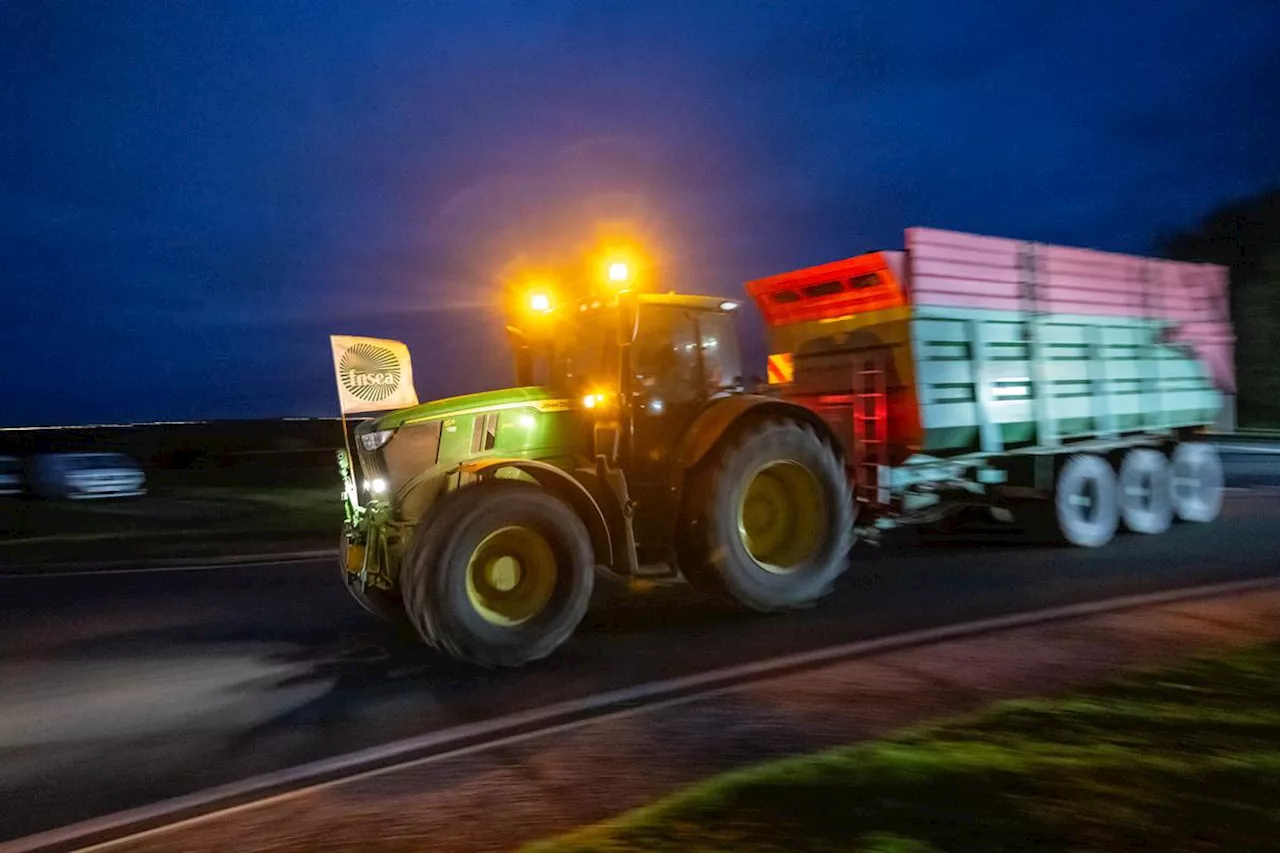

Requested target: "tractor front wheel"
[
  {"left": 681, "top": 418, "right": 854, "bottom": 611},
  {"left": 400, "top": 481, "right": 594, "bottom": 667}
]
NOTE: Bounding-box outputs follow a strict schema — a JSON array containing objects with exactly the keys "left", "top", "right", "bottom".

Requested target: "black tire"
[
  {"left": 1117, "top": 448, "right": 1174, "bottom": 535},
  {"left": 339, "top": 536, "right": 409, "bottom": 627},
  {"left": 1169, "top": 441, "right": 1224, "bottom": 523},
  {"left": 399, "top": 480, "right": 594, "bottom": 668},
  {"left": 680, "top": 418, "right": 854, "bottom": 611},
  {"left": 1047, "top": 453, "right": 1119, "bottom": 547}
]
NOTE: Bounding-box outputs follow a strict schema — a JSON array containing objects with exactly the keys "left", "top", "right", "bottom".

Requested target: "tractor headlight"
[{"left": 360, "top": 429, "right": 396, "bottom": 452}]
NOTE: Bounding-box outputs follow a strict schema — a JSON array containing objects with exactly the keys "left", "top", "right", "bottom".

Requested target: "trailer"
[{"left": 747, "top": 227, "right": 1234, "bottom": 545}]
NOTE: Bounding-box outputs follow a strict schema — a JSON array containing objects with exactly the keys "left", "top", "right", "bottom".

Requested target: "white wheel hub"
[
  {"left": 1053, "top": 454, "right": 1119, "bottom": 548},
  {"left": 1117, "top": 448, "right": 1174, "bottom": 535}
]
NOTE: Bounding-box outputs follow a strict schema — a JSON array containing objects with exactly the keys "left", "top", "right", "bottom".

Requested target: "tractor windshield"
[{"left": 548, "top": 305, "right": 619, "bottom": 396}]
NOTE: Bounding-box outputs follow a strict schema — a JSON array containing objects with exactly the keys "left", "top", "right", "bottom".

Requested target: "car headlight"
[{"left": 359, "top": 429, "right": 396, "bottom": 452}]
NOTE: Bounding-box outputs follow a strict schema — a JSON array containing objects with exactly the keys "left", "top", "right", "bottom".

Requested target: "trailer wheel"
[
  {"left": 1048, "top": 453, "right": 1119, "bottom": 548},
  {"left": 400, "top": 480, "right": 594, "bottom": 668},
  {"left": 1117, "top": 448, "right": 1174, "bottom": 535},
  {"left": 1170, "top": 441, "right": 1224, "bottom": 523},
  {"left": 681, "top": 418, "right": 854, "bottom": 611}
]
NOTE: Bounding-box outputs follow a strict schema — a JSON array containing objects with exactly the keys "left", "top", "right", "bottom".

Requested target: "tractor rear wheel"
[
  {"left": 400, "top": 480, "right": 594, "bottom": 668},
  {"left": 681, "top": 418, "right": 854, "bottom": 611}
]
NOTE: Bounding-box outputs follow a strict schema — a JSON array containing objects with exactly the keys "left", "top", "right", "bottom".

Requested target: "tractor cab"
[
  {"left": 625, "top": 293, "right": 747, "bottom": 406},
  {"left": 512, "top": 292, "right": 746, "bottom": 456},
  {"left": 613, "top": 293, "right": 747, "bottom": 556},
  {"left": 510, "top": 291, "right": 749, "bottom": 560}
]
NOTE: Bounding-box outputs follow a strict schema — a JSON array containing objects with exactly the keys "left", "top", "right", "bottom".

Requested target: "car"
[
  {"left": 0, "top": 455, "right": 22, "bottom": 496},
  {"left": 26, "top": 453, "right": 147, "bottom": 500}
]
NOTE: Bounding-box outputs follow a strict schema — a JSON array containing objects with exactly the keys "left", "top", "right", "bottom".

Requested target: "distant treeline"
[
  {"left": 1161, "top": 187, "right": 1280, "bottom": 428},
  {"left": 0, "top": 419, "right": 345, "bottom": 472}
]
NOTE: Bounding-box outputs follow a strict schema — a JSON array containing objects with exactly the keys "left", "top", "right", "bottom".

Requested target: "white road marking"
[{"left": 1214, "top": 442, "right": 1280, "bottom": 455}]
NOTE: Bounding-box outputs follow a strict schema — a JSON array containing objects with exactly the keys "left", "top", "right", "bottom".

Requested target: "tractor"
[{"left": 338, "top": 268, "right": 853, "bottom": 667}]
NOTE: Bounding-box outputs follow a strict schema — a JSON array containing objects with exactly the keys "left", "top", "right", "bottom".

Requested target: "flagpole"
[
  {"left": 339, "top": 407, "right": 354, "bottom": 471},
  {"left": 330, "top": 337, "right": 357, "bottom": 488}
]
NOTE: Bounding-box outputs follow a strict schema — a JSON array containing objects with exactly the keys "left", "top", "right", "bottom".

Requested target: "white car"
[
  {"left": 0, "top": 455, "right": 22, "bottom": 496},
  {"left": 27, "top": 453, "right": 147, "bottom": 500}
]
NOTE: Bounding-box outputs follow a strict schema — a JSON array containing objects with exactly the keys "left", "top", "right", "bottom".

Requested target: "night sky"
[{"left": 3, "top": 1, "right": 1278, "bottom": 427}]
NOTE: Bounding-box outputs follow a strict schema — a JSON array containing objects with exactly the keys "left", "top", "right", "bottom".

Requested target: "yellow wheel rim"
[
  {"left": 465, "top": 525, "right": 557, "bottom": 626},
  {"left": 738, "top": 460, "right": 824, "bottom": 573}
]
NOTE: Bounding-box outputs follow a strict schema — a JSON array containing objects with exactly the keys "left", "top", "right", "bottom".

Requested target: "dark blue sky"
[{"left": 3, "top": 1, "right": 1277, "bottom": 426}]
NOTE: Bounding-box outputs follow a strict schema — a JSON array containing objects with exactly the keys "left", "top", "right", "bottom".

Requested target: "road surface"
[{"left": 1, "top": 488, "right": 1277, "bottom": 841}]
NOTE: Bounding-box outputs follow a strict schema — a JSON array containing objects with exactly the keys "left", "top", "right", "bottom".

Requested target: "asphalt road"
[{"left": 0, "top": 479, "right": 1277, "bottom": 841}]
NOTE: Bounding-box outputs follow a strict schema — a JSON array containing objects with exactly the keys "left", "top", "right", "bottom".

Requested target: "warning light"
[{"left": 607, "top": 262, "right": 630, "bottom": 284}]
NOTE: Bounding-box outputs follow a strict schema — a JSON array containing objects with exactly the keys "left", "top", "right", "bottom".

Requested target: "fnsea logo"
[{"left": 339, "top": 342, "right": 403, "bottom": 403}]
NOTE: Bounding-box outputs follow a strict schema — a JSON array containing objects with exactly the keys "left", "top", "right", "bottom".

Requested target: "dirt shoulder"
[{"left": 89, "top": 582, "right": 1280, "bottom": 853}]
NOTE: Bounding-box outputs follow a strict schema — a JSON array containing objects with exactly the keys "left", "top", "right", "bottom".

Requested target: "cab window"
[
  {"left": 632, "top": 306, "right": 699, "bottom": 403},
  {"left": 696, "top": 310, "right": 743, "bottom": 392}
]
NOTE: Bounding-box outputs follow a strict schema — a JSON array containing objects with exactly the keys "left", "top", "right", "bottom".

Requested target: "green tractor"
[{"left": 338, "top": 287, "right": 853, "bottom": 667}]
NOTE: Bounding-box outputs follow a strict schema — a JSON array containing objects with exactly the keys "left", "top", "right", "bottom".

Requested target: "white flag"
[{"left": 329, "top": 335, "right": 419, "bottom": 415}]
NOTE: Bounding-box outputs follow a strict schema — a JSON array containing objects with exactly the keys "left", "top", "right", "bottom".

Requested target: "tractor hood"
[{"left": 370, "top": 386, "right": 569, "bottom": 430}]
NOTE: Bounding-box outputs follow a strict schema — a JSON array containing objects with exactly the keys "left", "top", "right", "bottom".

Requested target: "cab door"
[{"left": 626, "top": 304, "right": 742, "bottom": 555}]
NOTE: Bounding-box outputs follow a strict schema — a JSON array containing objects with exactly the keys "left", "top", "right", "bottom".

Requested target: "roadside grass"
[
  {"left": 0, "top": 484, "right": 340, "bottom": 564},
  {"left": 528, "top": 643, "right": 1280, "bottom": 853}
]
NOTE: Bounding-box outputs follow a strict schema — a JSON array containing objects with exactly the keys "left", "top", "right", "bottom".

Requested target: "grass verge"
[
  {"left": 0, "top": 484, "right": 340, "bottom": 566},
  {"left": 529, "top": 642, "right": 1280, "bottom": 853}
]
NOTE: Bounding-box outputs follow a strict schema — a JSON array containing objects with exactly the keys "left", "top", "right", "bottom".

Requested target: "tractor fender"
[
  {"left": 456, "top": 458, "right": 613, "bottom": 568},
  {"left": 673, "top": 395, "right": 844, "bottom": 479}
]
